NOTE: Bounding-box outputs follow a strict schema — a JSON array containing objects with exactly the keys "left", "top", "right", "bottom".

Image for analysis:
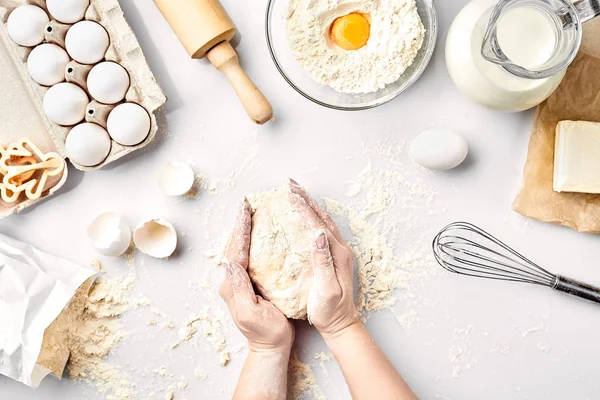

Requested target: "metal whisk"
[{"left": 433, "top": 222, "right": 600, "bottom": 305}]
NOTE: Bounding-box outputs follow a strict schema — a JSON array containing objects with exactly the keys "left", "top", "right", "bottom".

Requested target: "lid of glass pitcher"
[{"left": 481, "top": 0, "right": 600, "bottom": 79}]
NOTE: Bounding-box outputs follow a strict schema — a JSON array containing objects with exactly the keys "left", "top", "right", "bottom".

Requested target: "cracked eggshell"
[
  {"left": 7, "top": 5, "right": 49, "bottom": 47},
  {"left": 87, "top": 62, "right": 130, "bottom": 105},
  {"left": 43, "top": 82, "right": 89, "bottom": 126},
  {"left": 158, "top": 161, "right": 195, "bottom": 196},
  {"left": 87, "top": 212, "right": 131, "bottom": 257},
  {"left": 107, "top": 103, "right": 151, "bottom": 146},
  {"left": 27, "top": 43, "right": 70, "bottom": 86},
  {"left": 65, "top": 21, "right": 109, "bottom": 64},
  {"left": 65, "top": 122, "right": 111, "bottom": 166},
  {"left": 46, "top": 0, "right": 90, "bottom": 24},
  {"left": 409, "top": 128, "right": 469, "bottom": 171},
  {"left": 133, "top": 218, "right": 177, "bottom": 259}
]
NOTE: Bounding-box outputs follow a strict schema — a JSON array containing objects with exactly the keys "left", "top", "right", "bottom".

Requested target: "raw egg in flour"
[{"left": 330, "top": 13, "right": 370, "bottom": 51}]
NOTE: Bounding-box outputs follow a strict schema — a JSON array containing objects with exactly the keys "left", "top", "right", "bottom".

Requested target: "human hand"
[
  {"left": 220, "top": 199, "right": 295, "bottom": 353},
  {"left": 288, "top": 179, "right": 360, "bottom": 340}
]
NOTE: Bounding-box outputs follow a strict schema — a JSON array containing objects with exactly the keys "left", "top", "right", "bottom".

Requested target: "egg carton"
[{"left": 0, "top": 0, "right": 166, "bottom": 218}]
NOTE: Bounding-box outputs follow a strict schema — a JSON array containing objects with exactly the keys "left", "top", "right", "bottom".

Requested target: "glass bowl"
[{"left": 265, "top": 0, "right": 438, "bottom": 110}]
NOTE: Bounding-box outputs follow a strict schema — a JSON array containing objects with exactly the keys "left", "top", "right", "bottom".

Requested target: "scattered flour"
[
  {"left": 448, "top": 325, "right": 477, "bottom": 378},
  {"left": 286, "top": 0, "right": 425, "bottom": 93},
  {"left": 288, "top": 351, "right": 326, "bottom": 400},
  {"left": 65, "top": 275, "right": 136, "bottom": 400},
  {"left": 178, "top": 311, "right": 230, "bottom": 366}
]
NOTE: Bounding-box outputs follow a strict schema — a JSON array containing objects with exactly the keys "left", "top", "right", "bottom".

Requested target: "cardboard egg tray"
[{"left": 0, "top": 0, "right": 166, "bottom": 218}]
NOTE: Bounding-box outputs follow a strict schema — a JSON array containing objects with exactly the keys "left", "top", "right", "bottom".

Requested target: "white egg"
[
  {"left": 158, "top": 161, "right": 195, "bottom": 196},
  {"left": 7, "top": 5, "right": 49, "bottom": 47},
  {"left": 65, "top": 21, "right": 109, "bottom": 64},
  {"left": 409, "top": 128, "right": 469, "bottom": 171},
  {"left": 43, "top": 82, "right": 89, "bottom": 126},
  {"left": 65, "top": 122, "right": 112, "bottom": 166},
  {"left": 27, "top": 44, "right": 70, "bottom": 86},
  {"left": 133, "top": 218, "right": 178, "bottom": 259},
  {"left": 107, "top": 103, "right": 150, "bottom": 146},
  {"left": 87, "top": 62, "right": 130, "bottom": 105},
  {"left": 87, "top": 212, "right": 131, "bottom": 257},
  {"left": 46, "top": 0, "right": 90, "bottom": 24}
]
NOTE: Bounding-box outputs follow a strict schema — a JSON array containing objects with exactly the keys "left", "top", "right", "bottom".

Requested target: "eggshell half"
[
  {"left": 133, "top": 218, "right": 177, "bottom": 259},
  {"left": 65, "top": 21, "right": 109, "bottom": 64},
  {"left": 7, "top": 5, "right": 49, "bottom": 47},
  {"left": 158, "top": 161, "right": 195, "bottom": 196},
  {"left": 409, "top": 128, "right": 469, "bottom": 171},
  {"left": 87, "top": 212, "right": 131, "bottom": 257},
  {"left": 27, "top": 43, "right": 70, "bottom": 86}
]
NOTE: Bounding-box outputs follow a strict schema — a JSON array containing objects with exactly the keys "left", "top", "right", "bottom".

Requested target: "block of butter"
[{"left": 554, "top": 120, "right": 600, "bottom": 194}]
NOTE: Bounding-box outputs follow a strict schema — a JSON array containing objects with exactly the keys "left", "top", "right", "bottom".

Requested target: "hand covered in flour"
[
  {"left": 221, "top": 199, "right": 295, "bottom": 353},
  {"left": 288, "top": 179, "right": 360, "bottom": 340}
]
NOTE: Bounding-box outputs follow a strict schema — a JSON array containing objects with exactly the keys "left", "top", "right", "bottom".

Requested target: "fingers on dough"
[
  {"left": 288, "top": 178, "right": 344, "bottom": 242},
  {"left": 229, "top": 261, "right": 258, "bottom": 307},
  {"left": 312, "top": 230, "right": 338, "bottom": 284},
  {"left": 225, "top": 198, "right": 253, "bottom": 268}
]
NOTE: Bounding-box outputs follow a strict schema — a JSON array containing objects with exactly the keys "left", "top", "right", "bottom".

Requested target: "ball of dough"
[
  {"left": 247, "top": 188, "right": 314, "bottom": 319},
  {"left": 7, "top": 5, "right": 49, "bottom": 47},
  {"left": 27, "top": 44, "right": 70, "bottom": 86},
  {"left": 43, "top": 82, "right": 89, "bottom": 126},
  {"left": 65, "top": 21, "right": 109, "bottom": 64},
  {"left": 65, "top": 123, "right": 111, "bottom": 166},
  {"left": 107, "top": 103, "right": 150, "bottom": 146},
  {"left": 46, "top": 0, "right": 90, "bottom": 24},
  {"left": 87, "top": 62, "right": 130, "bottom": 104}
]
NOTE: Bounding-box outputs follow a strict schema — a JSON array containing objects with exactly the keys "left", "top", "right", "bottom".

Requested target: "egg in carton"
[{"left": 0, "top": 0, "right": 166, "bottom": 218}]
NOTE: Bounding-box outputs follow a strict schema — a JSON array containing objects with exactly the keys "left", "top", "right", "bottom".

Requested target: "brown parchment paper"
[{"left": 512, "top": 22, "right": 600, "bottom": 233}]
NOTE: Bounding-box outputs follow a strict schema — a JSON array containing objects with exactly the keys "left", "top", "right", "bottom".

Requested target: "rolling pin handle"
[{"left": 207, "top": 41, "right": 274, "bottom": 125}]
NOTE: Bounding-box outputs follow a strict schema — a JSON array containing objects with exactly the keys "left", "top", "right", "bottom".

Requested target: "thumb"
[
  {"left": 228, "top": 262, "right": 258, "bottom": 307},
  {"left": 312, "top": 230, "right": 339, "bottom": 287}
]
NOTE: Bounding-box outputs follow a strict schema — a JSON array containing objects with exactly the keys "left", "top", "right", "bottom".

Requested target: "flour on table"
[
  {"left": 288, "top": 351, "right": 326, "bottom": 400},
  {"left": 178, "top": 311, "right": 230, "bottom": 366},
  {"left": 65, "top": 275, "right": 136, "bottom": 400},
  {"left": 287, "top": 0, "right": 425, "bottom": 93}
]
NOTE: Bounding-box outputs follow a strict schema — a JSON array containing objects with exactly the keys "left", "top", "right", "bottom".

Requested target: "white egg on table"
[
  {"left": 65, "top": 21, "right": 109, "bottom": 64},
  {"left": 46, "top": 0, "right": 90, "bottom": 24},
  {"left": 27, "top": 44, "right": 70, "bottom": 86},
  {"left": 409, "top": 128, "right": 469, "bottom": 171},
  {"left": 43, "top": 82, "right": 89, "bottom": 126},
  {"left": 133, "top": 218, "right": 177, "bottom": 258},
  {"left": 158, "top": 161, "right": 195, "bottom": 196},
  {"left": 7, "top": 5, "right": 49, "bottom": 47},
  {"left": 107, "top": 103, "right": 150, "bottom": 146},
  {"left": 87, "top": 212, "right": 131, "bottom": 257},
  {"left": 87, "top": 62, "right": 130, "bottom": 104},
  {"left": 65, "top": 122, "right": 112, "bottom": 166}
]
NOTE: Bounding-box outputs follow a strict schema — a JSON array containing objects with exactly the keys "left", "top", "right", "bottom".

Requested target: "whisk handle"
[{"left": 553, "top": 276, "right": 600, "bottom": 304}]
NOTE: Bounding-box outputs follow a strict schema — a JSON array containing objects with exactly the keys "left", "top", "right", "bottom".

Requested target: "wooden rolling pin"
[{"left": 154, "top": 0, "right": 274, "bottom": 125}]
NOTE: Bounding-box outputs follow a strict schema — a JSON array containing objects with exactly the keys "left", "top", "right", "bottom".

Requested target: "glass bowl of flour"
[{"left": 266, "top": 0, "right": 437, "bottom": 110}]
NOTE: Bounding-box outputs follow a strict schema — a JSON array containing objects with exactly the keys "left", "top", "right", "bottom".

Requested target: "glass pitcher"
[
  {"left": 446, "top": 0, "right": 600, "bottom": 111},
  {"left": 481, "top": 0, "right": 600, "bottom": 79}
]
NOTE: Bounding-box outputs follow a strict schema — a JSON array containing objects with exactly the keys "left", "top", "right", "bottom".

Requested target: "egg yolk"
[{"left": 330, "top": 13, "right": 371, "bottom": 51}]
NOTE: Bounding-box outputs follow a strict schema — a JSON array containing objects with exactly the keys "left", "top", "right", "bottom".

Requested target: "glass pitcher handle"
[{"left": 573, "top": 0, "right": 600, "bottom": 23}]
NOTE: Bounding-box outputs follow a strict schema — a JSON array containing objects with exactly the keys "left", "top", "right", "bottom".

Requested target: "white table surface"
[{"left": 2, "top": 0, "right": 600, "bottom": 399}]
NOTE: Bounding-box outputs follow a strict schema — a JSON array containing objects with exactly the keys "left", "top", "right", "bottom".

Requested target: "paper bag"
[{"left": 0, "top": 233, "right": 97, "bottom": 387}]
